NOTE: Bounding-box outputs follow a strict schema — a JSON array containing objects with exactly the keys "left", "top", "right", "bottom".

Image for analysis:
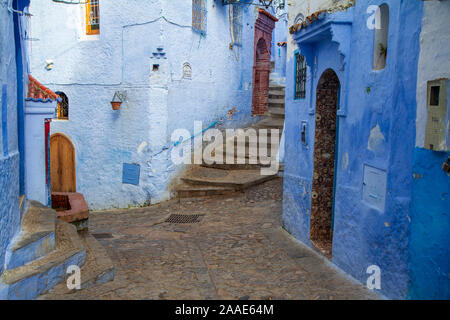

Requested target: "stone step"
[
  {"left": 220, "top": 128, "right": 282, "bottom": 143},
  {"left": 214, "top": 136, "right": 280, "bottom": 152},
  {"left": 0, "top": 220, "right": 86, "bottom": 300},
  {"left": 269, "top": 98, "right": 285, "bottom": 106},
  {"left": 212, "top": 145, "right": 280, "bottom": 163},
  {"left": 180, "top": 166, "right": 277, "bottom": 189},
  {"left": 253, "top": 117, "right": 285, "bottom": 129},
  {"left": 268, "top": 107, "right": 285, "bottom": 118},
  {"left": 269, "top": 93, "right": 285, "bottom": 100},
  {"left": 269, "top": 83, "right": 285, "bottom": 91},
  {"left": 38, "top": 232, "right": 114, "bottom": 298},
  {"left": 269, "top": 90, "right": 285, "bottom": 97},
  {"left": 243, "top": 126, "right": 282, "bottom": 138},
  {"left": 6, "top": 201, "right": 56, "bottom": 270},
  {"left": 174, "top": 183, "right": 236, "bottom": 198},
  {"left": 201, "top": 163, "right": 266, "bottom": 170},
  {"left": 52, "top": 192, "right": 89, "bottom": 231}
]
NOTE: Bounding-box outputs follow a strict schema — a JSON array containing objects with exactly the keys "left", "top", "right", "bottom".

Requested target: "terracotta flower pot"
[{"left": 111, "top": 101, "right": 121, "bottom": 110}]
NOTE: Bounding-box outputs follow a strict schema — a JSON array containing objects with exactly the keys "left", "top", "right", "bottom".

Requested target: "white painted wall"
[
  {"left": 28, "top": 0, "right": 261, "bottom": 209},
  {"left": 415, "top": 0, "right": 450, "bottom": 148},
  {"left": 24, "top": 100, "right": 56, "bottom": 205},
  {"left": 286, "top": 0, "right": 353, "bottom": 60}
]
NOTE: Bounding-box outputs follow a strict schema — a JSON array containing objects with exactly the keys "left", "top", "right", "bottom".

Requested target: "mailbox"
[{"left": 424, "top": 79, "right": 449, "bottom": 151}]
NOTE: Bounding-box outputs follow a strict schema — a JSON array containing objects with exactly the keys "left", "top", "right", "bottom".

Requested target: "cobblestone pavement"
[{"left": 41, "top": 178, "right": 380, "bottom": 300}]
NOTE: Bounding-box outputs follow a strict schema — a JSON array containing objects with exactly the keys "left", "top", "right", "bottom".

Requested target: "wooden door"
[
  {"left": 310, "top": 69, "right": 340, "bottom": 259},
  {"left": 252, "top": 38, "right": 270, "bottom": 115},
  {"left": 50, "top": 133, "right": 76, "bottom": 192}
]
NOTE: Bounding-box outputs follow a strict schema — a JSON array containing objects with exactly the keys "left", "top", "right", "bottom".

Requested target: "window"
[
  {"left": 430, "top": 86, "right": 440, "bottom": 106},
  {"left": 231, "top": 5, "right": 243, "bottom": 46},
  {"left": 55, "top": 92, "right": 69, "bottom": 120},
  {"left": 295, "top": 52, "right": 307, "bottom": 99},
  {"left": 85, "top": 0, "right": 100, "bottom": 35},
  {"left": 373, "top": 4, "right": 389, "bottom": 70},
  {"left": 192, "top": 0, "right": 207, "bottom": 34}
]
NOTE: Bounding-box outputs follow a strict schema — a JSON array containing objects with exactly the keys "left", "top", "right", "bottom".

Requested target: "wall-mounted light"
[
  {"left": 45, "top": 59, "right": 54, "bottom": 71},
  {"left": 111, "top": 91, "right": 127, "bottom": 110}
]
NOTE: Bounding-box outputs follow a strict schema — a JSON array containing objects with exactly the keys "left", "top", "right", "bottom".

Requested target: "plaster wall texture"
[
  {"left": 24, "top": 100, "right": 56, "bottom": 205},
  {"left": 270, "top": 10, "right": 288, "bottom": 80},
  {"left": 0, "top": 2, "right": 21, "bottom": 276},
  {"left": 28, "top": 0, "right": 267, "bottom": 210},
  {"left": 408, "top": 1, "right": 450, "bottom": 300},
  {"left": 415, "top": 1, "right": 450, "bottom": 148},
  {"left": 286, "top": 0, "right": 352, "bottom": 59},
  {"left": 282, "top": 0, "right": 425, "bottom": 299}
]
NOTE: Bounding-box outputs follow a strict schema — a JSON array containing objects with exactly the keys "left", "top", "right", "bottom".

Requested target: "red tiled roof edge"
[
  {"left": 289, "top": 9, "right": 327, "bottom": 34},
  {"left": 258, "top": 8, "right": 278, "bottom": 22},
  {"left": 27, "top": 74, "right": 58, "bottom": 101}
]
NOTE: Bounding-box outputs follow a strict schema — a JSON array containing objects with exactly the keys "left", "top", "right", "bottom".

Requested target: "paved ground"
[{"left": 41, "top": 178, "right": 380, "bottom": 300}]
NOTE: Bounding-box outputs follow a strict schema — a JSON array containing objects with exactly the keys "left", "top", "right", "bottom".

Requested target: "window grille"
[
  {"left": 86, "top": 0, "right": 100, "bottom": 35},
  {"left": 232, "top": 5, "right": 243, "bottom": 46},
  {"left": 192, "top": 0, "right": 207, "bottom": 34},
  {"left": 295, "top": 53, "right": 306, "bottom": 99}
]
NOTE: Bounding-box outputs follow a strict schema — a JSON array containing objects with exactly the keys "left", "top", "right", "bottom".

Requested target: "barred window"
[
  {"left": 55, "top": 92, "right": 69, "bottom": 120},
  {"left": 192, "top": 0, "right": 207, "bottom": 34},
  {"left": 85, "top": 0, "right": 100, "bottom": 35},
  {"left": 295, "top": 52, "right": 307, "bottom": 99},
  {"left": 231, "top": 5, "right": 243, "bottom": 46}
]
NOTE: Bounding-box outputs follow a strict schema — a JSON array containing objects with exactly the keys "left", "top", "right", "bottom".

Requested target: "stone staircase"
[
  {"left": 174, "top": 81, "right": 285, "bottom": 199},
  {"left": 0, "top": 201, "right": 114, "bottom": 300}
]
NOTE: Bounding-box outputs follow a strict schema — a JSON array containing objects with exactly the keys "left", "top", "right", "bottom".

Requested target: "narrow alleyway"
[{"left": 40, "top": 178, "right": 380, "bottom": 300}]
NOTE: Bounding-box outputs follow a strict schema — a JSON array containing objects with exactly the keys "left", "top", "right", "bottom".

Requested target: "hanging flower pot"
[
  {"left": 111, "top": 91, "right": 126, "bottom": 111},
  {"left": 111, "top": 101, "right": 122, "bottom": 110}
]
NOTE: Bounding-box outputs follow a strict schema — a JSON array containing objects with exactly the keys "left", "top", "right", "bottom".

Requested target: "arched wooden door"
[
  {"left": 310, "top": 69, "right": 340, "bottom": 259},
  {"left": 50, "top": 133, "right": 76, "bottom": 192},
  {"left": 252, "top": 38, "right": 271, "bottom": 115},
  {"left": 251, "top": 10, "right": 277, "bottom": 115}
]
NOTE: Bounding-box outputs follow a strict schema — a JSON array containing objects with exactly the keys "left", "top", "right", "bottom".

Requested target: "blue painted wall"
[
  {"left": 283, "top": 0, "right": 429, "bottom": 299},
  {"left": 0, "top": 0, "right": 29, "bottom": 276},
  {"left": 408, "top": 149, "right": 449, "bottom": 299},
  {"left": 408, "top": 0, "right": 450, "bottom": 300},
  {"left": 270, "top": 10, "right": 287, "bottom": 80},
  {"left": 28, "top": 1, "right": 286, "bottom": 210}
]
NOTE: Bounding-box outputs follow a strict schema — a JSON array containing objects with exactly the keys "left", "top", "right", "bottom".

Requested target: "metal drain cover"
[
  {"left": 92, "top": 233, "right": 114, "bottom": 239},
  {"left": 165, "top": 214, "right": 204, "bottom": 224}
]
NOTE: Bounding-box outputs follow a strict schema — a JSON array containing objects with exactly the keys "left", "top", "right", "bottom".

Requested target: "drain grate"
[
  {"left": 165, "top": 214, "right": 204, "bottom": 224},
  {"left": 92, "top": 233, "right": 114, "bottom": 239}
]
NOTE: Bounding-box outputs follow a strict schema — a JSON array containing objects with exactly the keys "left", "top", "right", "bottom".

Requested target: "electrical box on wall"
[{"left": 424, "top": 79, "right": 449, "bottom": 151}]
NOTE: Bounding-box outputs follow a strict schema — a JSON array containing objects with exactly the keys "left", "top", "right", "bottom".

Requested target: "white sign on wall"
[{"left": 362, "top": 165, "right": 387, "bottom": 212}]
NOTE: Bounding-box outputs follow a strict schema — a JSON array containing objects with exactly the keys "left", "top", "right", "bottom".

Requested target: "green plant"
[{"left": 379, "top": 43, "right": 387, "bottom": 57}]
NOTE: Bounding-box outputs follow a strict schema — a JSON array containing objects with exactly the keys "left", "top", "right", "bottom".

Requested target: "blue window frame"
[{"left": 192, "top": 0, "right": 207, "bottom": 35}]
